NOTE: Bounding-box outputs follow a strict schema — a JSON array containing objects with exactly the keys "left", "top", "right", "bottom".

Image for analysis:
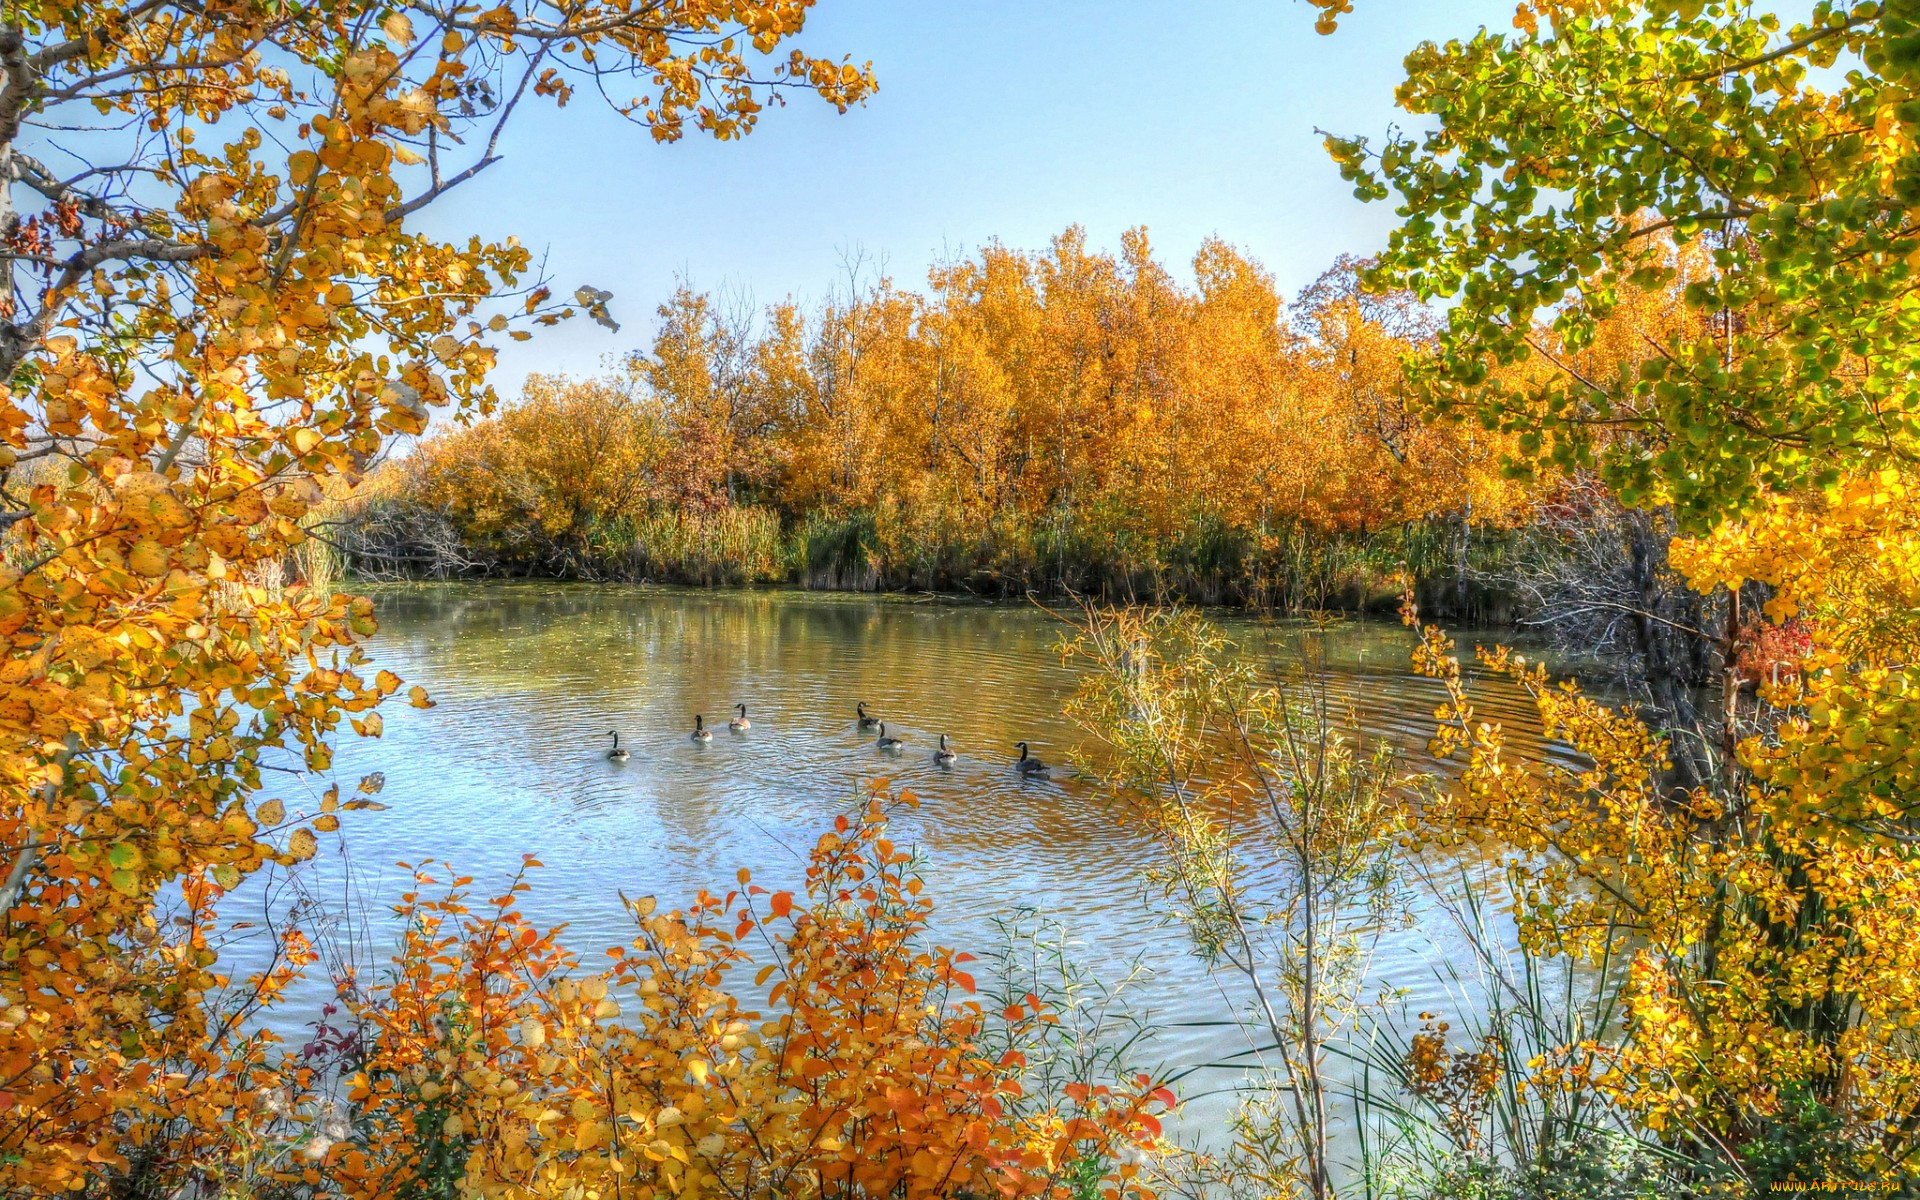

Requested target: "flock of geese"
[{"left": 603, "top": 701, "right": 1051, "bottom": 778}]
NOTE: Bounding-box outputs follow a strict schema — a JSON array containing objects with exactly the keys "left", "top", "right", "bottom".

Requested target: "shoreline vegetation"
[
  {"left": 330, "top": 499, "right": 1524, "bottom": 621},
  {"left": 325, "top": 237, "right": 1533, "bottom": 623}
]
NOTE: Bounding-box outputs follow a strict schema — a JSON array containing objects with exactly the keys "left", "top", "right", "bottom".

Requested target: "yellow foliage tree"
[
  {"left": 383, "top": 231, "right": 1529, "bottom": 603},
  {"left": 401, "top": 371, "right": 665, "bottom": 571},
  {"left": 0, "top": 0, "right": 871, "bottom": 1189}
]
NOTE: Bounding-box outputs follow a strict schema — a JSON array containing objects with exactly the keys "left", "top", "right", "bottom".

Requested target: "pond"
[{"left": 270, "top": 583, "right": 1579, "bottom": 1155}]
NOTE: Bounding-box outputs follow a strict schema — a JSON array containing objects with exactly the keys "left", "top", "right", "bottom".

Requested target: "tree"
[
  {"left": 0, "top": 0, "right": 871, "bottom": 1187},
  {"left": 643, "top": 285, "right": 766, "bottom": 511},
  {"left": 1313, "top": 0, "right": 1920, "bottom": 1173},
  {"left": 1317, "top": 0, "right": 1920, "bottom": 526},
  {"left": 1061, "top": 605, "right": 1407, "bottom": 1199},
  {"left": 402, "top": 371, "right": 664, "bottom": 572}
]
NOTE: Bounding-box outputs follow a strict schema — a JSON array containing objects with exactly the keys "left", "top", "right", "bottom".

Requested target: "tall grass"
[
  {"left": 794, "top": 508, "right": 881, "bottom": 591},
  {"left": 1340, "top": 871, "right": 1708, "bottom": 1199},
  {"left": 611, "top": 506, "right": 787, "bottom": 585},
  {"left": 341, "top": 479, "right": 1524, "bottom": 614},
  {"left": 288, "top": 493, "right": 349, "bottom": 593}
]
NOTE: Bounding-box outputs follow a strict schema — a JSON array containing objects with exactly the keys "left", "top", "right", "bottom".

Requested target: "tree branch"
[
  {"left": 0, "top": 732, "right": 80, "bottom": 918},
  {"left": 1673, "top": 14, "right": 1873, "bottom": 84}
]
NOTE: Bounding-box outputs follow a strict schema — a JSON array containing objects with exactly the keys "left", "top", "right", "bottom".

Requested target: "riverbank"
[{"left": 329, "top": 496, "right": 1529, "bottom": 624}]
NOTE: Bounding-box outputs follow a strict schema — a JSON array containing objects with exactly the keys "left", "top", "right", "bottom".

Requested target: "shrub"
[{"left": 82, "top": 795, "right": 1173, "bottom": 1200}]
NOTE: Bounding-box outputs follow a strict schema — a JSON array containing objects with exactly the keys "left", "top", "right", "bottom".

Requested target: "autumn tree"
[
  {"left": 1315, "top": 0, "right": 1920, "bottom": 1176},
  {"left": 400, "top": 371, "right": 664, "bottom": 572},
  {"left": 389, "top": 229, "right": 1527, "bottom": 603},
  {"left": 0, "top": 0, "right": 870, "bottom": 1188},
  {"left": 643, "top": 285, "right": 767, "bottom": 511},
  {"left": 1317, "top": 0, "right": 1918, "bottom": 523}
]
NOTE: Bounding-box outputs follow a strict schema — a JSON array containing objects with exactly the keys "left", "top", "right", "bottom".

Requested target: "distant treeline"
[{"left": 337, "top": 230, "right": 1534, "bottom": 617}]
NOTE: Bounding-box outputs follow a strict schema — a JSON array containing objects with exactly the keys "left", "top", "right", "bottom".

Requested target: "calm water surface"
[{"left": 271, "top": 583, "right": 1575, "bottom": 1151}]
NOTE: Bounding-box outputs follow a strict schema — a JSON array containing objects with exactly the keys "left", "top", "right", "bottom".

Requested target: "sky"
[{"left": 420, "top": 0, "right": 1519, "bottom": 394}]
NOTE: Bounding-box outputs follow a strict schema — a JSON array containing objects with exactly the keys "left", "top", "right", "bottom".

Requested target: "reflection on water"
[{"left": 264, "top": 583, "right": 1576, "bottom": 1151}]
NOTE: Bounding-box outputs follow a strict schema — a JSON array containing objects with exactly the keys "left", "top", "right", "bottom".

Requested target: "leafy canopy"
[
  {"left": 1317, "top": 0, "right": 1920, "bottom": 527},
  {"left": 0, "top": 0, "right": 868, "bottom": 1187}
]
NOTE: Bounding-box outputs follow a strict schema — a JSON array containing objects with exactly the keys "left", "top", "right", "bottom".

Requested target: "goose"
[
  {"left": 691, "top": 714, "right": 712, "bottom": 742},
  {"left": 933, "top": 733, "right": 956, "bottom": 766},
  {"left": 875, "top": 722, "right": 905, "bottom": 753},
  {"left": 857, "top": 702, "right": 880, "bottom": 730},
  {"left": 606, "top": 731, "right": 630, "bottom": 762},
  {"left": 729, "top": 704, "right": 750, "bottom": 732},
  {"left": 1014, "top": 742, "right": 1050, "bottom": 778}
]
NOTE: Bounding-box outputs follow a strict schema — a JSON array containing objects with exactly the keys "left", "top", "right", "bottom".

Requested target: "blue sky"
[{"left": 423, "top": 0, "right": 1517, "bottom": 393}]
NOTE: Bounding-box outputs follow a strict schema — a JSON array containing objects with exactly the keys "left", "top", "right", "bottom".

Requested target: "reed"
[
  {"left": 1338, "top": 870, "right": 1702, "bottom": 1199},
  {"left": 619, "top": 505, "right": 788, "bottom": 585},
  {"left": 339, "top": 474, "right": 1523, "bottom": 615},
  {"left": 794, "top": 508, "right": 881, "bottom": 591},
  {"left": 287, "top": 494, "right": 349, "bottom": 592}
]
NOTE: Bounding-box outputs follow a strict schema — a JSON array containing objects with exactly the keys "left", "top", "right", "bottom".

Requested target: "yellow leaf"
[
  {"left": 287, "top": 829, "right": 319, "bottom": 861},
  {"left": 128, "top": 541, "right": 169, "bottom": 578}
]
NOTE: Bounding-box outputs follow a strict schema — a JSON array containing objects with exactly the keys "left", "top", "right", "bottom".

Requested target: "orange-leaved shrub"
[{"left": 141, "top": 794, "right": 1171, "bottom": 1200}]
